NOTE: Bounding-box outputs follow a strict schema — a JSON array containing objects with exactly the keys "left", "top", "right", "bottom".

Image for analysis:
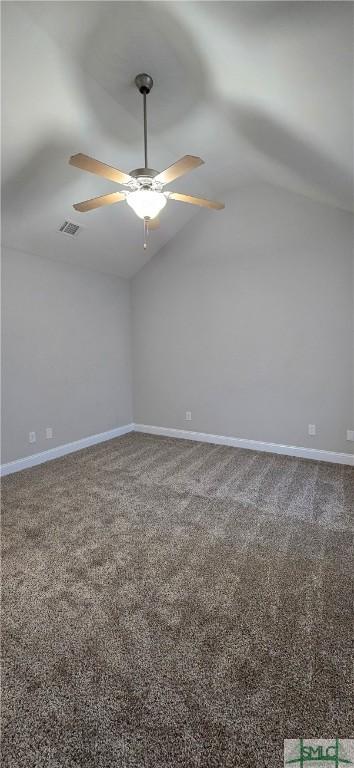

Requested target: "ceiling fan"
[{"left": 69, "top": 73, "right": 224, "bottom": 248}]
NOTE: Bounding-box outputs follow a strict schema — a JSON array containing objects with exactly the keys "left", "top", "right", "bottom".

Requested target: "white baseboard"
[
  {"left": 2, "top": 422, "right": 352, "bottom": 476},
  {"left": 0, "top": 424, "right": 134, "bottom": 477},
  {"left": 133, "top": 424, "right": 354, "bottom": 466}
]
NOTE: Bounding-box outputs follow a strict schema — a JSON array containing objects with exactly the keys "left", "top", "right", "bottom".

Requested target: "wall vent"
[{"left": 58, "top": 220, "right": 80, "bottom": 237}]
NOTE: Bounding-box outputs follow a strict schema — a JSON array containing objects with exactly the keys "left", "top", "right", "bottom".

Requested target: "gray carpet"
[{"left": 2, "top": 432, "right": 353, "bottom": 767}]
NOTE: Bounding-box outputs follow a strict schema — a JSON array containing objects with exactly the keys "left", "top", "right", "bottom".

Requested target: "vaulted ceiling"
[{"left": 2, "top": 1, "right": 353, "bottom": 278}]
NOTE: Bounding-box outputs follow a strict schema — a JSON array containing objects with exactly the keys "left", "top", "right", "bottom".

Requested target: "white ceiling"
[{"left": 2, "top": 1, "right": 353, "bottom": 278}]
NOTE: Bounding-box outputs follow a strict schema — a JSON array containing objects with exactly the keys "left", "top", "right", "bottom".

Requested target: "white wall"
[
  {"left": 132, "top": 184, "right": 354, "bottom": 454},
  {"left": 1, "top": 247, "right": 132, "bottom": 463}
]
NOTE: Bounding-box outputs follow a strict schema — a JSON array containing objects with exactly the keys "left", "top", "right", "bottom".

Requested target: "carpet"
[{"left": 2, "top": 432, "right": 353, "bottom": 767}]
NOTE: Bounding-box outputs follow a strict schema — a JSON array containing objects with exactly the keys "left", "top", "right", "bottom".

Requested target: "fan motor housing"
[{"left": 129, "top": 168, "right": 158, "bottom": 179}]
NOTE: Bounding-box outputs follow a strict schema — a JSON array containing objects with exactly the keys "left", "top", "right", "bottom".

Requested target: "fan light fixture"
[
  {"left": 69, "top": 73, "right": 224, "bottom": 249},
  {"left": 126, "top": 189, "right": 167, "bottom": 220}
]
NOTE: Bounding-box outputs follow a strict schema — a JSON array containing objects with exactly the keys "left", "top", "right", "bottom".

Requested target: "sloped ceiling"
[{"left": 2, "top": 1, "right": 353, "bottom": 278}]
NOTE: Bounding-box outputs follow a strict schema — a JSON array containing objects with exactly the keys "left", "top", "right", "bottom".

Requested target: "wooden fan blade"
[
  {"left": 169, "top": 192, "right": 224, "bottom": 210},
  {"left": 69, "top": 153, "right": 133, "bottom": 185},
  {"left": 155, "top": 155, "right": 204, "bottom": 185},
  {"left": 73, "top": 191, "right": 126, "bottom": 212},
  {"left": 146, "top": 217, "right": 160, "bottom": 229}
]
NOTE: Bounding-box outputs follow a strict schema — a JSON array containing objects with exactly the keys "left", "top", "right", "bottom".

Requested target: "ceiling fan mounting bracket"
[{"left": 135, "top": 73, "right": 153, "bottom": 95}]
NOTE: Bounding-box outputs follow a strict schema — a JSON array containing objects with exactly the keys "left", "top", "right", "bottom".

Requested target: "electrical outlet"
[
  {"left": 346, "top": 430, "right": 354, "bottom": 442},
  {"left": 29, "top": 431, "right": 36, "bottom": 444},
  {"left": 46, "top": 427, "right": 53, "bottom": 439},
  {"left": 308, "top": 424, "right": 316, "bottom": 436},
  {"left": 185, "top": 411, "right": 192, "bottom": 421}
]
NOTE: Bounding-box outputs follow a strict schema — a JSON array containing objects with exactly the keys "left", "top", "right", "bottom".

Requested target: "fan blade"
[
  {"left": 69, "top": 153, "right": 133, "bottom": 185},
  {"left": 73, "top": 191, "right": 126, "bottom": 212},
  {"left": 146, "top": 218, "right": 160, "bottom": 229},
  {"left": 169, "top": 192, "right": 224, "bottom": 210},
  {"left": 155, "top": 155, "right": 204, "bottom": 185}
]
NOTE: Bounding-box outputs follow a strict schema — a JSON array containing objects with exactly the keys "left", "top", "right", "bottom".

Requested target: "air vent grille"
[{"left": 58, "top": 220, "right": 80, "bottom": 237}]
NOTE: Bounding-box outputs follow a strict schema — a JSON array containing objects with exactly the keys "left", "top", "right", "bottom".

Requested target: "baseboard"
[
  {"left": 2, "top": 422, "right": 352, "bottom": 476},
  {"left": 0, "top": 424, "right": 134, "bottom": 477},
  {"left": 133, "top": 424, "right": 354, "bottom": 466}
]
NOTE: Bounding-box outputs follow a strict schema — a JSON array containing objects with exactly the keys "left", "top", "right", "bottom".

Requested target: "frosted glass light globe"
[{"left": 127, "top": 189, "right": 167, "bottom": 220}]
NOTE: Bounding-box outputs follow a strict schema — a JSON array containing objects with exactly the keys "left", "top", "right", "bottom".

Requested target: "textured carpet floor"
[{"left": 2, "top": 432, "right": 353, "bottom": 767}]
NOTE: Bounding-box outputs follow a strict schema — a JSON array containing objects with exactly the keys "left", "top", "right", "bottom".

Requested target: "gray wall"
[
  {"left": 1, "top": 247, "right": 132, "bottom": 463},
  {"left": 132, "top": 184, "right": 353, "bottom": 454},
  {"left": 2, "top": 184, "right": 353, "bottom": 464}
]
